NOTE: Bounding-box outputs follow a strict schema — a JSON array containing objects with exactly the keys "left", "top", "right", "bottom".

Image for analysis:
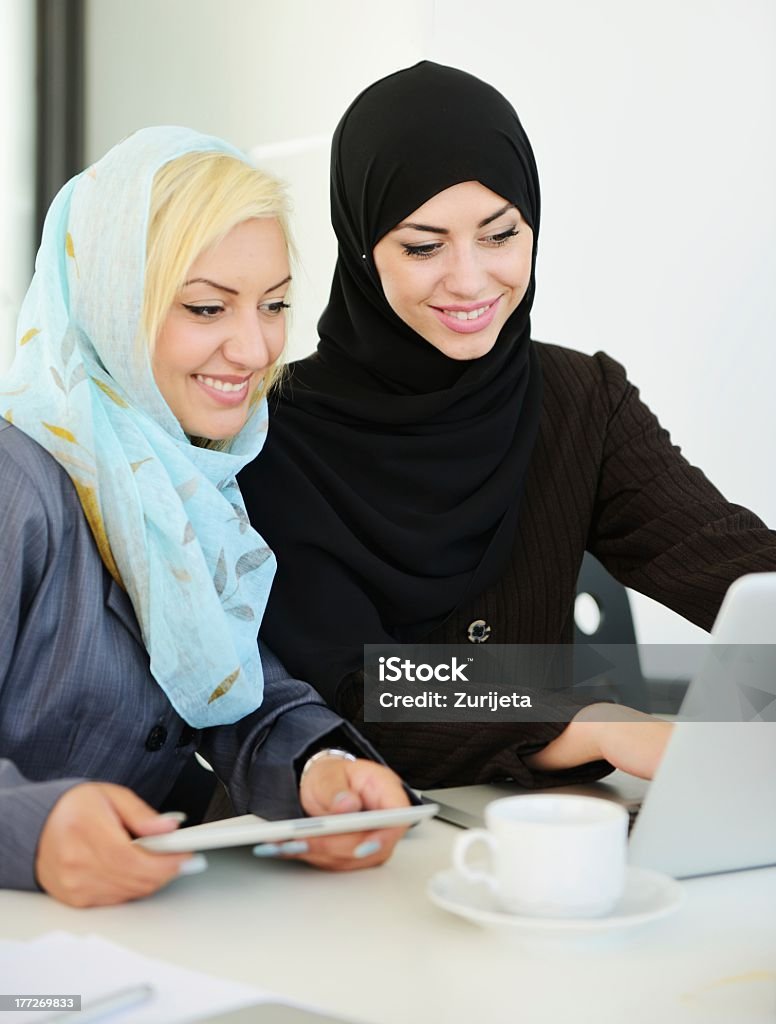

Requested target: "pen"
[{"left": 39, "top": 984, "right": 154, "bottom": 1023}]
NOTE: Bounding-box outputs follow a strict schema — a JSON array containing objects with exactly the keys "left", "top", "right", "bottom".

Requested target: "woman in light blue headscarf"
[{"left": 0, "top": 127, "right": 408, "bottom": 906}]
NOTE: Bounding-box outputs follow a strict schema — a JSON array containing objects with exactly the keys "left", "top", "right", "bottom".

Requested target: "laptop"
[{"left": 423, "top": 572, "right": 776, "bottom": 879}]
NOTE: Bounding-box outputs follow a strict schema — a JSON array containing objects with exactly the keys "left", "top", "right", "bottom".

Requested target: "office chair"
[{"left": 573, "top": 552, "right": 652, "bottom": 712}]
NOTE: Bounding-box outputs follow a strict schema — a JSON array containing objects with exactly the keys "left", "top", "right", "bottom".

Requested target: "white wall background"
[
  {"left": 0, "top": 0, "right": 36, "bottom": 372},
  {"left": 12, "top": 0, "right": 776, "bottom": 666}
]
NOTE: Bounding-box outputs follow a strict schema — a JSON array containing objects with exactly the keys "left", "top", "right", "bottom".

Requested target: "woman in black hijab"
[{"left": 240, "top": 62, "right": 776, "bottom": 789}]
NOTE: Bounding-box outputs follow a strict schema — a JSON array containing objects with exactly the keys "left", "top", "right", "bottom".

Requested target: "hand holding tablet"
[{"left": 136, "top": 804, "right": 439, "bottom": 854}]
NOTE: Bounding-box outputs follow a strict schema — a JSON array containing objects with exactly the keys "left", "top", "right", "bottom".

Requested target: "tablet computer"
[{"left": 136, "top": 803, "right": 438, "bottom": 853}]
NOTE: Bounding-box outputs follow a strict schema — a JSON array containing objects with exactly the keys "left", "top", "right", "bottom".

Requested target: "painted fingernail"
[
  {"left": 252, "top": 843, "right": 282, "bottom": 857},
  {"left": 159, "top": 811, "right": 187, "bottom": 824},
  {"left": 354, "top": 840, "right": 381, "bottom": 859},
  {"left": 177, "top": 853, "right": 208, "bottom": 876},
  {"left": 252, "top": 840, "right": 310, "bottom": 858},
  {"left": 278, "top": 840, "right": 309, "bottom": 854}
]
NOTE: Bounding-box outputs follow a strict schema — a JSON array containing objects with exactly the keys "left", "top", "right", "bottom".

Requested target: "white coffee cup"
[{"left": 452, "top": 794, "right": 628, "bottom": 918}]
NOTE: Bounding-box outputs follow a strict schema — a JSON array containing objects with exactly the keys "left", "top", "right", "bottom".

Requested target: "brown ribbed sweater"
[{"left": 339, "top": 343, "right": 776, "bottom": 788}]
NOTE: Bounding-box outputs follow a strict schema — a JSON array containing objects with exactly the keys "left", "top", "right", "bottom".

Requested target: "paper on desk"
[{"left": 0, "top": 931, "right": 267, "bottom": 1022}]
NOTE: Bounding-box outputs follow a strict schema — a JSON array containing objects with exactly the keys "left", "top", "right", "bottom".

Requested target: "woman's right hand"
[{"left": 35, "top": 782, "right": 196, "bottom": 907}]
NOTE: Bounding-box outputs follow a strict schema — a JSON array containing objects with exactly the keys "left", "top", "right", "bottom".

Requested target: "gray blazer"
[{"left": 0, "top": 420, "right": 377, "bottom": 891}]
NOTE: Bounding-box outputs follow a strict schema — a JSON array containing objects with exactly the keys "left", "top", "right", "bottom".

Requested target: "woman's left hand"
[
  {"left": 526, "top": 703, "right": 674, "bottom": 780},
  {"left": 253, "top": 757, "right": 410, "bottom": 871}
]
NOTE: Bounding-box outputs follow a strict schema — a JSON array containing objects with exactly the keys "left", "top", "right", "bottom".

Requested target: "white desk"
[{"left": 1, "top": 816, "right": 775, "bottom": 1024}]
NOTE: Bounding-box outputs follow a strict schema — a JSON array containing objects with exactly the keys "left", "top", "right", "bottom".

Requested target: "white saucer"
[{"left": 427, "top": 866, "right": 684, "bottom": 932}]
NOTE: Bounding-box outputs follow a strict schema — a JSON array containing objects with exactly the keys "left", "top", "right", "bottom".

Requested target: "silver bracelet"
[{"left": 300, "top": 747, "right": 357, "bottom": 780}]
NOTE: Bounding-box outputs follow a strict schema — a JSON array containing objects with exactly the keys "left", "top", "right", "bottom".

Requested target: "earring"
[{"left": 361, "top": 253, "right": 366, "bottom": 260}]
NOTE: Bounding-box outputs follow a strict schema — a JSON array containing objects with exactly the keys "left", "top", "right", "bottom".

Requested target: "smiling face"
[
  {"left": 152, "top": 218, "right": 290, "bottom": 439},
  {"left": 372, "top": 181, "right": 533, "bottom": 361}
]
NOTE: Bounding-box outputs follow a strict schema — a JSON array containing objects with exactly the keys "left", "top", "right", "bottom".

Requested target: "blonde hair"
[{"left": 143, "top": 151, "right": 292, "bottom": 415}]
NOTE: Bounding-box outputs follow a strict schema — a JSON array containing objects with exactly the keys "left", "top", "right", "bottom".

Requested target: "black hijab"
[{"left": 240, "top": 61, "right": 543, "bottom": 702}]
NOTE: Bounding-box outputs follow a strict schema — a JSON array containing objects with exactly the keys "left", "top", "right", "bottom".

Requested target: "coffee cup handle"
[{"left": 453, "top": 829, "right": 498, "bottom": 891}]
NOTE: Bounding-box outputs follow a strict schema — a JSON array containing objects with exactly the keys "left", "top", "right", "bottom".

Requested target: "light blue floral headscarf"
[{"left": 0, "top": 126, "right": 278, "bottom": 728}]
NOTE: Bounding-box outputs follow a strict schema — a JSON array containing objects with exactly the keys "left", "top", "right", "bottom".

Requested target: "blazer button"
[
  {"left": 467, "top": 619, "right": 491, "bottom": 643},
  {"left": 145, "top": 725, "right": 168, "bottom": 751}
]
